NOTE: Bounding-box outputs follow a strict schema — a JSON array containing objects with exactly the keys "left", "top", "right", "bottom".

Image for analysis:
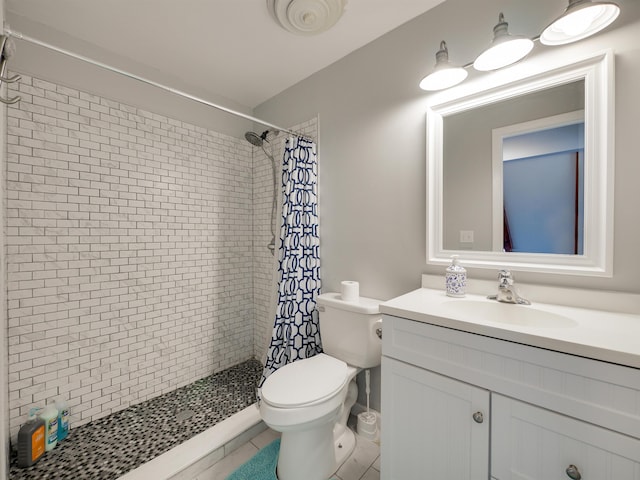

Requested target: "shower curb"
[{"left": 118, "top": 404, "right": 265, "bottom": 480}]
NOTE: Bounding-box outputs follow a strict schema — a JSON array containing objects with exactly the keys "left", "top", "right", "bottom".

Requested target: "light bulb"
[
  {"left": 419, "top": 68, "right": 468, "bottom": 91},
  {"left": 474, "top": 13, "right": 534, "bottom": 72},
  {"left": 554, "top": 5, "right": 604, "bottom": 36},
  {"left": 419, "top": 41, "right": 468, "bottom": 91},
  {"left": 540, "top": 1, "right": 620, "bottom": 45}
]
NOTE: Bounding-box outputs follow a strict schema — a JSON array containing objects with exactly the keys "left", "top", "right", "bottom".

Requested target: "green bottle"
[{"left": 40, "top": 402, "right": 58, "bottom": 452}]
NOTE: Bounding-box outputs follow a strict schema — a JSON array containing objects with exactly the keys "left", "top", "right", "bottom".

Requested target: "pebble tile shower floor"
[{"left": 9, "top": 359, "right": 262, "bottom": 480}]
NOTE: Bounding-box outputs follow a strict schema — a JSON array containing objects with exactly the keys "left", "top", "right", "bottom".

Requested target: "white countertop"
[{"left": 380, "top": 287, "right": 640, "bottom": 370}]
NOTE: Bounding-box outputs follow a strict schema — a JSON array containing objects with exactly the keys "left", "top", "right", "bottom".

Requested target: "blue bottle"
[{"left": 55, "top": 399, "right": 69, "bottom": 441}]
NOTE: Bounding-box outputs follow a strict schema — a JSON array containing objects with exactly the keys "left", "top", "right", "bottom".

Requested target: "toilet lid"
[{"left": 261, "top": 354, "right": 348, "bottom": 408}]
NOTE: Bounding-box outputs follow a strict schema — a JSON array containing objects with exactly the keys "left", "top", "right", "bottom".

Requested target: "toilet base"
[
  {"left": 333, "top": 423, "right": 356, "bottom": 473},
  {"left": 277, "top": 419, "right": 336, "bottom": 480},
  {"left": 277, "top": 422, "right": 357, "bottom": 480},
  {"left": 268, "top": 370, "right": 362, "bottom": 480},
  {"left": 328, "top": 377, "right": 358, "bottom": 476}
]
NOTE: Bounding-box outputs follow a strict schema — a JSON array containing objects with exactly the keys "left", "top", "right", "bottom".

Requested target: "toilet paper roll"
[{"left": 341, "top": 280, "right": 359, "bottom": 302}]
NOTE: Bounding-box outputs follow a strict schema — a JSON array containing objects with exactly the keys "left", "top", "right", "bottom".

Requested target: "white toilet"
[{"left": 259, "top": 292, "right": 383, "bottom": 480}]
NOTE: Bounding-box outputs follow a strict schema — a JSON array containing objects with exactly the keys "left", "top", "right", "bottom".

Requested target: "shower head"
[
  {"left": 244, "top": 129, "right": 280, "bottom": 147},
  {"left": 245, "top": 131, "right": 266, "bottom": 147}
]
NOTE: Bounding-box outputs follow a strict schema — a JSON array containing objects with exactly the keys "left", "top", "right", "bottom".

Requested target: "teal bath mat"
[
  {"left": 226, "top": 438, "right": 340, "bottom": 480},
  {"left": 226, "top": 439, "right": 280, "bottom": 480}
]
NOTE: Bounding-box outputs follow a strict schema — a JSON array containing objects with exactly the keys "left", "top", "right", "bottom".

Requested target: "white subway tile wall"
[{"left": 5, "top": 74, "right": 262, "bottom": 439}]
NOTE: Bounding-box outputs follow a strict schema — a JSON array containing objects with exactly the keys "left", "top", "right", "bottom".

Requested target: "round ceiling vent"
[{"left": 267, "top": 0, "right": 348, "bottom": 35}]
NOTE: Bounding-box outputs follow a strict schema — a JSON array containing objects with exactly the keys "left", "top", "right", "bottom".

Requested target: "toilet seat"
[{"left": 261, "top": 354, "right": 348, "bottom": 408}]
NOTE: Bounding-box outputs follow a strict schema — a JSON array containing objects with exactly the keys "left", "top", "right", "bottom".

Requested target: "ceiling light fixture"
[
  {"left": 473, "top": 13, "right": 534, "bottom": 71},
  {"left": 419, "top": 41, "right": 468, "bottom": 91},
  {"left": 418, "top": 1, "right": 620, "bottom": 92},
  {"left": 540, "top": 0, "right": 620, "bottom": 45}
]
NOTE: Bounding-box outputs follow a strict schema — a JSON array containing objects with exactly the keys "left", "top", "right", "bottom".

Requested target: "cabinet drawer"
[{"left": 492, "top": 394, "right": 640, "bottom": 480}]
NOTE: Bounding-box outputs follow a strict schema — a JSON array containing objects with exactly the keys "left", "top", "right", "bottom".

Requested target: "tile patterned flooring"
[
  {"left": 9, "top": 359, "right": 262, "bottom": 480},
  {"left": 196, "top": 427, "right": 381, "bottom": 480},
  {"left": 9, "top": 356, "right": 380, "bottom": 480}
]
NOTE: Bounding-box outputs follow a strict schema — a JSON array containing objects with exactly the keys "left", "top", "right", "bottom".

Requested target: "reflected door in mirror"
[{"left": 501, "top": 117, "right": 584, "bottom": 255}]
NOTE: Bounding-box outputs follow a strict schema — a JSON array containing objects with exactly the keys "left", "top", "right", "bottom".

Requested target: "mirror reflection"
[
  {"left": 427, "top": 51, "right": 613, "bottom": 276},
  {"left": 442, "top": 80, "right": 585, "bottom": 254},
  {"left": 500, "top": 111, "right": 584, "bottom": 255}
]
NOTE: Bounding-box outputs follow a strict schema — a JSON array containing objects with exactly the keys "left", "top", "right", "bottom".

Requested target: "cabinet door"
[
  {"left": 381, "top": 357, "right": 490, "bottom": 479},
  {"left": 492, "top": 394, "right": 640, "bottom": 480}
]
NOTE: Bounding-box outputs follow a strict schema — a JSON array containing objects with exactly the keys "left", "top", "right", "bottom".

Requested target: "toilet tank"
[{"left": 316, "top": 292, "right": 382, "bottom": 369}]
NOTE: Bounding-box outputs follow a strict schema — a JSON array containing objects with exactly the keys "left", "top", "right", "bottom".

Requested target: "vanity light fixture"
[
  {"left": 419, "top": 41, "right": 468, "bottom": 91},
  {"left": 419, "top": 0, "right": 620, "bottom": 91},
  {"left": 540, "top": 0, "right": 620, "bottom": 45},
  {"left": 473, "top": 13, "right": 534, "bottom": 72}
]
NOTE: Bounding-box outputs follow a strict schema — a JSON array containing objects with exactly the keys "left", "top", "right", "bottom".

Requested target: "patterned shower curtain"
[{"left": 260, "top": 136, "right": 322, "bottom": 387}]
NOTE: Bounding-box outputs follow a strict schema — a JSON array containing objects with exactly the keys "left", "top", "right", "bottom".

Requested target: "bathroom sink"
[{"left": 441, "top": 300, "right": 577, "bottom": 328}]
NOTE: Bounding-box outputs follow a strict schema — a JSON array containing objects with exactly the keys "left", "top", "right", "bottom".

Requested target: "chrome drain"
[{"left": 175, "top": 409, "right": 195, "bottom": 422}]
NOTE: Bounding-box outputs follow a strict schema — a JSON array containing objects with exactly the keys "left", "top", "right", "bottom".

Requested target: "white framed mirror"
[{"left": 426, "top": 50, "right": 614, "bottom": 276}]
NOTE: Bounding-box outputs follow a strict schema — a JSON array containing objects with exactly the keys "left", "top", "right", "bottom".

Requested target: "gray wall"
[
  {"left": 6, "top": 15, "right": 253, "bottom": 139},
  {"left": 255, "top": 0, "right": 640, "bottom": 299},
  {"left": 255, "top": 0, "right": 640, "bottom": 411}
]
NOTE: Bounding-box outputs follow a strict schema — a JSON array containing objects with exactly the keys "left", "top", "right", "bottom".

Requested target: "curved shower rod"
[{"left": 5, "top": 28, "right": 313, "bottom": 141}]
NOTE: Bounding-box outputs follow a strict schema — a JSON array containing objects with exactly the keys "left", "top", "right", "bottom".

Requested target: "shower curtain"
[{"left": 260, "top": 136, "right": 322, "bottom": 387}]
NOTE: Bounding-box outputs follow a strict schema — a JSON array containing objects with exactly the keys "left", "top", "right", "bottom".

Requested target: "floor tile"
[
  {"left": 9, "top": 359, "right": 262, "bottom": 480},
  {"left": 195, "top": 442, "right": 258, "bottom": 480},
  {"left": 372, "top": 454, "right": 380, "bottom": 472},
  {"left": 334, "top": 436, "right": 380, "bottom": 480},
  {"left": 250, "top": 428, "right": 281, "bottom": 449},
  {"left": 214, "top": 429, "right": 381, "bottom": 480},
  {"left": 359, "top": 466, "right": 381, "bottom": 480}
]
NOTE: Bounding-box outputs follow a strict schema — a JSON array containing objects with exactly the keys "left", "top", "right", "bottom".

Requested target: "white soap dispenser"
[{"left": 445, "top": 255, "right": 466, "bottom": 297}]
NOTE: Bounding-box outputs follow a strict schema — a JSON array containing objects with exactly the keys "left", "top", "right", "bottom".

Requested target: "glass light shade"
[
  {"left": 474, "top": 13, "right": 534, "bottom": 72},
  {"left": 540, "top": 0, "right": 620, "bottom": 45},
  {"left": 420, "top": 67, "right": 468, "bottom": 91},
  {"left": 474, "top": 37, "right": 534, "bottom": 71},
  {"left": 419, "top": 41, "right": 468, "bottom": 91}
]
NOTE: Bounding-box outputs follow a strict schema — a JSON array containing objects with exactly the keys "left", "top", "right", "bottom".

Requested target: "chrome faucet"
[{"left": 487, "top": 270, "right": 531, "bottom": 305}]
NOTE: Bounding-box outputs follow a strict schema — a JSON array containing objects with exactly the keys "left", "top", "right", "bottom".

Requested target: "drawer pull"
[
  {"left": 472, "top": 411, "right": 484, "bottom": 423},
  {"left": 566, "top": 464, "right": 582, "bottom": 480}
]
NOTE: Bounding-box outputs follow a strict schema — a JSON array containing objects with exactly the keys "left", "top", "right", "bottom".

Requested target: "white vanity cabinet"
[
  {"left": 382, "top": 357, "right": 490, "bottom": 478},
  {"left": 381, "top": 314, "right": 640, "bottom": 480},
  {"left": 492, "top": 394, "right": 640, "bottom": 479}
]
